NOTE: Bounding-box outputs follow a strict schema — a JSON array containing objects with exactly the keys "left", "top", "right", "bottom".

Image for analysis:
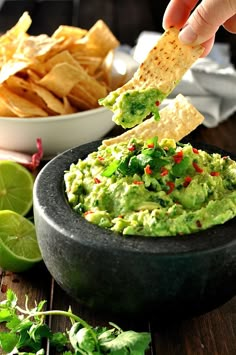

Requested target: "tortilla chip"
[
  {"left": 52, "top": 25, "right": 87, "bottom": 41},
  {"left": 0, "top": 14, "right": 120, "bottom": 117},
  {"left": 0, "top": 35, "right": 63, "bottom": 83},
  {"left": 62, "top": 96, "right": 77, "bottom": 114},
  {"left": 102, "top": 94, "right": 204, "bottom": 145},
  {"left": 99, "top": 27, "right": 204, "bottom": 127},
  {"left": 0, "top": 12, "right": 31, "bottom": 48},
  {"left": 0, "top": 59, "right": 31, "bottom": 84},
  {"left": 79, "top": 20, "right": 119, "bottom": 57},
  {"left": 0, "top": 97, "right": 17, "bottom": 116},
  {"left": 0, "top": 85, "right": 47, "bottom": 117},
  {"left": 44, "top": 50, "right": 80, "bottom": 72},
  {"left": 110, "top": 27, "right": 203, "bottom": 96},
  {"left": 26, "top": 69, "right": 41, "bottom": 82},
  {"left": 38, "top": 62, "right": 83, "bottom": 97},
  {"left": 67, "top": 94, "right": 94, "bottom": 111},
  {"left": 30, "top": 83, "right": 68, "bottom": 114},
  {"left": 69, "top": 84, "right": 100, "bottom": 109},
  {"left": 15, "top": 34, "right": 63, "bottom": 59},
  {"left": 5, "top": 75, "right": 49, "bottom": 111},
  {"left": 73, "top": 54, "right": 103, "bottom": 75},
  {"left": 69, "top": 63, "right": 108, "bottom": 100}
]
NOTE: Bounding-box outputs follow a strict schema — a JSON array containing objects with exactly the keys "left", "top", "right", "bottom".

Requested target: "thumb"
[{"left": 179, "top": 0, "right": 236, "bottom": 45}]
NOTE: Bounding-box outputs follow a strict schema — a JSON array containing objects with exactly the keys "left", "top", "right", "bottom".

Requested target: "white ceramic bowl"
[
  {"left": 0, "top": 107, "right": 114, "bottom": 159},
  {"left": 0, "top": 50, "right": 138, "bottom": 159}
]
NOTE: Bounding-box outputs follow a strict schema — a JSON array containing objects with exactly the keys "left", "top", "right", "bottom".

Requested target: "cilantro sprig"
[
  {"left": 102, "top": 136, "right": 173, "bottom": 178},
  {"left": 0, "top": 289, "right": 151, "bottom": 354}
]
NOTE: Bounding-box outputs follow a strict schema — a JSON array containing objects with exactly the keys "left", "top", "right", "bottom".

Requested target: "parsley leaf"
[{"left": 0, "top": 289, "right": 151, "bottom": 354}]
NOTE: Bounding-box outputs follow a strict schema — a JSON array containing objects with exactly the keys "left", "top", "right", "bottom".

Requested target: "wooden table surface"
[{"left": 0, "top": 113, "right": 236, "bottom": 355}]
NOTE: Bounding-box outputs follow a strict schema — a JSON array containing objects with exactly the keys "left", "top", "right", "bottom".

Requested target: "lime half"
[
  {"left": 0, "top": 160, "right": 34, "bottom": 216},
  {"left": 0, "top": 210, "right": 42, "bottom": 272}
]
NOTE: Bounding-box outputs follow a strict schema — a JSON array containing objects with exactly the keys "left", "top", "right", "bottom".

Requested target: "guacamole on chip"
[
  {"left": 64, "top": 137, "right": 236, "bottom": 237},
  {"left": 99, "top": 27, "right": 203, "bottom": 128}
]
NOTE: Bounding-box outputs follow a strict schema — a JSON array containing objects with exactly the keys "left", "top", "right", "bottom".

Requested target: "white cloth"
[{"left": 131, "top": 31, "right": 236, "bottom": 127}]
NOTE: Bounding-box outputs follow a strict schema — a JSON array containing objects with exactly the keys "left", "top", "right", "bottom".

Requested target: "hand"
[{"left": 163, "top": 0, "right": 236, "bottom": 56}]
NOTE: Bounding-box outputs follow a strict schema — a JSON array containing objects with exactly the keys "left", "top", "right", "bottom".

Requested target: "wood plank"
[
  {"left": 152, "top": 297, "right": 236, "bottom": 355},
  {"left": 0, "top": 263, "right": 51, "bottom": 335},
  {"left": 48, "top": 279, "right": 153, "bottom": 354},
  {"left": 0, "top": 262, "right": 51, "bottom": 305}
]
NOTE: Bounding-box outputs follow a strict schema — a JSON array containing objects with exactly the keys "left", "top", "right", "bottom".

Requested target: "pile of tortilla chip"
[{"left": 0, "top": 12, "right": 120, "bottom": 117}]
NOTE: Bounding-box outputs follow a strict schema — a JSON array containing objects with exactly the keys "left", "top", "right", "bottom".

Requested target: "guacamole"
[
  {"left": 99, "top": 88, "right": 166, "bottom": 128},
  {"left": 64, "top": 137, "right": 236, "bottom": 237}
]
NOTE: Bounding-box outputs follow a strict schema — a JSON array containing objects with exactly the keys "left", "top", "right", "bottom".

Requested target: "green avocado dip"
[
  {"left": 99, "top": 88, "right": 166, "bottom": 129},
  {"left": 64, "top": 137, "right": 236, "bottom": 237}
]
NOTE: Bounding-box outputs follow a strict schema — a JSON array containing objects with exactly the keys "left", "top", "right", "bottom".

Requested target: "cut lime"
[
  {"left": 0, "top": 210, "right": 42, "bottom": 272},
  {"left": 0, "top": 160, "right": 34, "bottom": 216}
]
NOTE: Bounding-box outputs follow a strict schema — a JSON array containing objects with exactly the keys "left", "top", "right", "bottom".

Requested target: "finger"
[
  {"left": 179, "top": 0, "right": 236, "bottom": 45},
  {"left": 223, "top": 14, "right": 236, "bottom": 33},
  {"left": 163, "top": 0, "right": 199, "bottom": 29},
  {"left": 199, "top": 36, "right": 215, "bottom": 57}
]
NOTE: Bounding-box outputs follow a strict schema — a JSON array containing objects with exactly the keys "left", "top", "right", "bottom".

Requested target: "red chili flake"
[
  {"left": 196, "top": 220, "right": 202, "bottom": 228},
  {"left": 94, "top": 177, "right": 101, "bottom": 184},
  {"left": 155, "top": 100, "right": 160, "bottom": 106},
  {"left": 144, "top": 164, "right": 152, "bottom": 175},
  {"left": 173, "top": 150, "right": 183, "bottom": 164},
  {"left": 147, "top": 143, "right": 154, "bottom": 148},
  {"left": 160, "top": 167, "right": 169, "bottom": 176},
  {"left": 192, "top": 147, "right": 199, "bottom": 154},
  {"left": 128, "top": 144, "right": 136, "bottom": 151},
  {"left": 192, "top": 162, "right": 203, "bottom": 173},
  {"left": 210, "top": 171, "right": 220, "bottom": 176},
  {"left": 166, "top": 181, "right": 175, "bottom": 194},
  {"left": 84, "top": 211, "right": 93, "bottom": 216},
  {"left": 118, "top": 215, "right": 123, "bottom": 218},
  {"left": 98, "top": 156, "right": 104, "bottom": 161},
  {"left": 183, "top": 176, "right": 192, "bottom": 187},
  {"left": 133, "top": 180, "right": 144, "bottom": 185},
  {"left": 1, "top": 284, "right": 8, "bottom": 293},
  {"left": 222, "top": 156, "right": 229, "bottom": 160}
]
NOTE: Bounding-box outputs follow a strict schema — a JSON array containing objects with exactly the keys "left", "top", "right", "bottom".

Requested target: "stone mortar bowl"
[{"left": 33, "top": 140, "right": 236, "bottom": 319}]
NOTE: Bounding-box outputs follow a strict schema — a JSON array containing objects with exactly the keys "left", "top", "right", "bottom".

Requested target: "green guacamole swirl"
[
  {"left": 64, "top": 137, "right": 236, "bottom": 237},
  {"left": 99, "top": 88, "right": 166, "bottom": 128}
]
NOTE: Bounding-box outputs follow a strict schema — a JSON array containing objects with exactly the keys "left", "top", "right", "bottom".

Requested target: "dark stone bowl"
[{"left": 33, "top": 140, "right": 236, "bottom": 319}]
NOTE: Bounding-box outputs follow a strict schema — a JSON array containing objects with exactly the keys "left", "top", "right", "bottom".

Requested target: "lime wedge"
[
  {"left": 0, "top": 210, "right": 42, "bottom": 272},
  {"left": 0, "top": 160, "right": 34, "bottom": 216}
]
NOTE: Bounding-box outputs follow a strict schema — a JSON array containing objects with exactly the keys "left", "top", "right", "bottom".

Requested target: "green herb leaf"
[
  {"left": 0, "top": 289, "right": 151, "bottom": 354},
  {"left": 28, "top": 323, "right": 52, "bottom": 343},
  {"left": 129, "top": 155, "right": 153, "bottom": 174},
  {"left": 0, "top": 309, "right": 12, "bottom": 322},
  {"left": 100, "top": 329, "right": 151, "bottom": 354},
  {"left": 69, "top": 323, "right": 98, "bottom": 353},
  {"left": 172, "top": 156, "right": 191, "bottom": 177},
  {"left": 102, "top": 160, "right": 119, "bottom": 177},
  {"left": 0, "top": 332, "right": 19, "bottom": 353},
  {"left": 146, "top": 136, "right": 158, "bottom": 148},
  {"left": 50, "top": 332, "right": 68, "bottom": 352}
]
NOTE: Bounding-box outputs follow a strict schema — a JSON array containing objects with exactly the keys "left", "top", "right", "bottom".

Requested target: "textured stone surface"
[{"left": 33, "top": 140, "right": 236, "bottom": 318}]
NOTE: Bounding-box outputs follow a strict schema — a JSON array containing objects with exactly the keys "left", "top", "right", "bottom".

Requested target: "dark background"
[{"left": 0, "top": 0, "right": 235, "bottom": 65}]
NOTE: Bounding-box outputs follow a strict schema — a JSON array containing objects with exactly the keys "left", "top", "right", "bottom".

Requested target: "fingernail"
[{"left": 179, "top": 25, "right": 198, "bottom": 44}]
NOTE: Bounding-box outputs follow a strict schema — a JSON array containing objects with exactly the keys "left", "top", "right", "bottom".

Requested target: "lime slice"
[
  {"left": 0, "top": 160, "right": 34, "bottom": 216},
  {"left": 0, "top": 210, "right": 42, "bottom": 272}
]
